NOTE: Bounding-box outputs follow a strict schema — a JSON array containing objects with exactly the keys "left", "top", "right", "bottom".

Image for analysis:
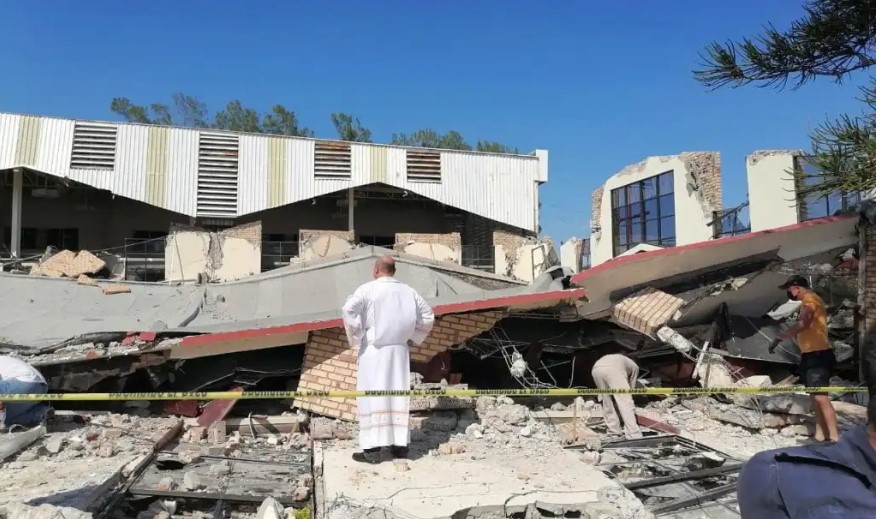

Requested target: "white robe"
[{"left": 342, "top": 276, "right": 435, "bottom": 450}]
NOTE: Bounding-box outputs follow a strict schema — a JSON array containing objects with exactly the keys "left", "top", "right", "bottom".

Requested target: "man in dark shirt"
[{"left": 738, "top": 329, "right": 876, "bottom": 518}]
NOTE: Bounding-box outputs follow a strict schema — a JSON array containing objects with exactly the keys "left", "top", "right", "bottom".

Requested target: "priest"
[{"left": 342, "top": 255, "right": 435, "bottom": 463}]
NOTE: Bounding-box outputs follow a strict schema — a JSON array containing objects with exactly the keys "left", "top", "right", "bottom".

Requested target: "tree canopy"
[
  {"left": 694, "top": 0, "right": 875, "bottom": 197},
  {"left": 110, "top": 94, "right": 519, "bottom": 153}
]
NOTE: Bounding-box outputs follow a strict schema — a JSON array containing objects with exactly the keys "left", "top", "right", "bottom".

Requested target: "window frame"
[
  {"left": 796, "top": 157, "right": 863, "bottom": 221},
  {"left": 611, "top": 171, "right": 676, "bottom": 256}
]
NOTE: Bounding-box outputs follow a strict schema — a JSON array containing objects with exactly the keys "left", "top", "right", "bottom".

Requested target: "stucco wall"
[
  {"left": 747, "top": 151, "right": 800, "bottom": 232},
  {"left": 165, "top": 222, "right": 261, "bottom": 282},
  {"left": 590, "top": 152, "right": 721, "bottom": 265}
]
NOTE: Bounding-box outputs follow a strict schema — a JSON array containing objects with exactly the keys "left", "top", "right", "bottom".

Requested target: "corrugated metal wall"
[{"left": 0, "top": 113, "right": 544, "bottom": 231}]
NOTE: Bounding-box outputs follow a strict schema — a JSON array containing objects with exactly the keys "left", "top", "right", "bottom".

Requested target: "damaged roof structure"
[{"left": 0, "top": 188, "right": 873, "bottom": 518}]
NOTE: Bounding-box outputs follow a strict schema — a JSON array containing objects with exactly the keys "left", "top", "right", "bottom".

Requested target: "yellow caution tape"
[{"left": 0, "top": 386, "right": 868, "bottom": 402}]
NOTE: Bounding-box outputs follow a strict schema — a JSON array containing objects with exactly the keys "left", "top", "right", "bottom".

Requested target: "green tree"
[
  {"left": 391, "top": 129, "right": 518, "bottom": 153},
  {"left": 694, "top": 0, "right": 875, "bottom": 197},
  {"left": 331, "top": 113, "right": 372, "bottom": 142},
  {"left": 476, "top": 140, "right": 519, "bottom": 154},
  {"left": 110, "top": 94, "right": 312, "bottom": 137}
]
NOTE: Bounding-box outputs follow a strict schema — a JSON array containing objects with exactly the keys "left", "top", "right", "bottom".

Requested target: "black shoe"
[
  {"left": 391, "top": 446, "right": 409, "bottom": 459},
  {"left": 352, "top": 448, "right": 381, "bottom": 464}
]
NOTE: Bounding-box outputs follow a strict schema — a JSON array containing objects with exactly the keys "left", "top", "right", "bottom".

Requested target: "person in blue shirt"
[{"left": 737, "top": 330, "right": 875, "bottom": 518}]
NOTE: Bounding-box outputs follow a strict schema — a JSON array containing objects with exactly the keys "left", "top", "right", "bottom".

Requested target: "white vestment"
[{"left": 342, "top": 276, "right": 435, "bottom": 450}]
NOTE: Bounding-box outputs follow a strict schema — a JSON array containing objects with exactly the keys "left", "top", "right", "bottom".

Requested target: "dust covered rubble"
[{"left": 0, "top": 413, "right": 180, "bottom": 516}]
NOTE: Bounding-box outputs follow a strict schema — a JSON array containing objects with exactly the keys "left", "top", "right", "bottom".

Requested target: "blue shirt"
[{"left": 737, "top": 426, "right": 875, "bottom": 518}]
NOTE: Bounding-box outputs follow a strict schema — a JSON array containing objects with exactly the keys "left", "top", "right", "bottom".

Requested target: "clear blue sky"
[{"left": 0, "top": 1, "right": 869, "bottom": 243}]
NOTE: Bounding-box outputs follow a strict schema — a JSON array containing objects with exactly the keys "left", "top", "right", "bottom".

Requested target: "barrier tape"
[{"left": 0, "top": 386, "right": 868, "bottom": 402}]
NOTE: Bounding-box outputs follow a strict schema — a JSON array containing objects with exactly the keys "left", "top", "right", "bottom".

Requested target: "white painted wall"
[
  {"left": 560, "top": 238, "right": 580, "bottom": 273},
  {"left": 747, "top": 151, "right": 800, "bottom": 232},
  {"left": 401, "top": 242, "right": 461, "bottom": 264},
  {"left": 591, "top": 155, "right": 713, "bottom": 264},
  {"left": 165, "top": 231, "right": 260, "bottom": 282}
]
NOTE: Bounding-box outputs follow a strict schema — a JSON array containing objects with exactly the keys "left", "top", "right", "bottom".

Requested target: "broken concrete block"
[
  {"left": 2, "top": 503, "right": 94, "bottom": 519},
  {"left": 76, "top": 274, "right": 98, "bottom": 286},
  {"left": 182, "top": 471, "right": 204, "bottom": 491},
  {"left": 185, "top": 426, "right": 206, "bottom": 442},
  {"left": 209, "top": 460, "right": 231, "bottom": 477},
  {"left": 102, "top": 429, "right": 123, "bottom": 440},
  {"left": 296, "top": 474, "right": 314, "bottom": 488},
  {"left": 410, "top": 412, "right": 458, "bottom": 432},
  {"left": 287, "top": 432, "right": 310, "bottom": 449},
  {"left": 156, "top": 477, "right": 176, "bottom": 492},
  {"left": 410, "top": 396, "right": 476, "bottom": 412},
  {"left": 97, "top": 441, "right": 115, "bottom": 457},
  {"left": 393, "top": 459, "right": 410, "bottom": 473},
  {"left": 44, "top": 436, "right": 64, "bottom": 455},
  {"left": 207, "top": 421, "right": 226, "bottom": 445},
  {"left": 101, "top": 283, "right": 132, "bottom": 295},
  {"left": 310, "top": 418, "right": 335, "bottom": 440},
  {"left": 293, "top": 486, "right": 311, "bottom": 501},
  {"left": 256, "top": 496, "right": 285, "bottom": 519},
  {"left": 332, "top": 425, "right": 353, "bottom": 440},
  {"left": 437, "top": 442, "right": 466, "bottom": 455}
]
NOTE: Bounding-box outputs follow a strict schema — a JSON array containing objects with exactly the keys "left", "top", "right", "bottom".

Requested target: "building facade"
[
  {"left": 0, "top": 113, "right": 550, "bottom": 280},
  {"left": 586, "top": 150, "right": 864, "bottom": 267}
]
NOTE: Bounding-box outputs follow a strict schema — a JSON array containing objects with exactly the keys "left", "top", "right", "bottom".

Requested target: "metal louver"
[
  {"left": 406, "top": 149, "right": 442, "bottom": 182},
  {"left": 197, "top": 132, "right": 239, "bottom": 217},
  {"left": 71, "top": 122, "right": 117, "bottom": 170},
  {"left": 314, "top": 141, "right": 352, "bottom": 180}
]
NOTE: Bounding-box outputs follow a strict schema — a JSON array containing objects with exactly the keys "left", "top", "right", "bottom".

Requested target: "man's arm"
[
  {"left": 777, "top": 303, "right": 815, "bottom": 340},
  {"left": 342, "top": 288, "right": 366, "bottom": 349},
  {"left": 409, "top": 292, "right": 435, "bottom": 346}
]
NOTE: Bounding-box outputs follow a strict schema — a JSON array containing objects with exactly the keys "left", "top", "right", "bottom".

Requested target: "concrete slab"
[{"left": 321, "top": 446, "right": 650, "bottom": 519}]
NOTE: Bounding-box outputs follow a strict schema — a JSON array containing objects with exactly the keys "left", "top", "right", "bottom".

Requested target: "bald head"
[{"left": 373, "top": 255, "right": 396, "bottom": 278}]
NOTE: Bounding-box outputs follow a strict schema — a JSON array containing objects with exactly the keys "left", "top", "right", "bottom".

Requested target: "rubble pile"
[{"left": 0, "top": 414, "right": 180, "bottom": 517}]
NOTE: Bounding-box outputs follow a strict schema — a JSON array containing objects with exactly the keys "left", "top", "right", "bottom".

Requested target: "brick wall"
[
  {"left": 295, "top": 309, "right": 505, "bottom": 421},
  {"left": 612, "top": 287, "right": 685, "bottom": 337},
  {"left": 682, "top": 152, "right": 723, "bottom": 213},
  {"left": 591, "top": 188, "right": 603, "bottom": 231},
  {"left": 393, "top": 232, "right": 462, "bottom": 252},
  {"left": 493, "top": 230, "right": 530, "bottom": 261},
  {"left": 222, "top": 220, "right": 262, "bottom": 247}
]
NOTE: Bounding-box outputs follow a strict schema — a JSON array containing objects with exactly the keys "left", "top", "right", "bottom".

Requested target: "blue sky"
[{"left": 0, "top": 1, "right": 870, "bottom": 242}]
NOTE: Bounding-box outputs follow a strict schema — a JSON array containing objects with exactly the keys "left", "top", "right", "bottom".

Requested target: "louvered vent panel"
[
  {"left": 71, "top": 122, "right": 117, "bottom": 170},
  {"left": 314, "top": 141, "right": 351, "bottom": 179},
  {"left": 197, "top": 132, "right": 239, "bottom": 217},
  {"left": 406, "top": 149, "right": 442, "bottom": 182}
]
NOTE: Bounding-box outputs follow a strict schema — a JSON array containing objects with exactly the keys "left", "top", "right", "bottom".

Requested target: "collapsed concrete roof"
[
  {"left": 0, "top": 246, "right": 580, "bottom": 354},
  {"left": 572, "top": 214, "right": 861, "bottom": 324}
]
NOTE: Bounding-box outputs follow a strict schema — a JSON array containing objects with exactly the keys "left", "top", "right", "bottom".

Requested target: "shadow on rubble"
[{"left": 25, "top": 485, "right": 105, "bottom": 509}]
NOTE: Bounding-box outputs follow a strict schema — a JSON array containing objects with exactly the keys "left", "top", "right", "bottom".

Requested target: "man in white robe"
[{"left": 342, "top": 255, "right": 435, "bottom": 463}]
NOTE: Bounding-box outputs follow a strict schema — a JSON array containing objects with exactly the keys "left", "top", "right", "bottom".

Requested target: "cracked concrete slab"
[{"left": 320, "top": 447, "right": 650, "bottom": 519}]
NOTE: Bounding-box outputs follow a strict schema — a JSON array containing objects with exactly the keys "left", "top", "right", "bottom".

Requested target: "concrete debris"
[
  {"left": 182, "top": 471, "right": 204, "bottom": 491},
  {"left": 255, "top": 496, "right": 285, "bottom": 519},
  {"left": 1, "top": 503, "right": 93, "bottom": 519}
]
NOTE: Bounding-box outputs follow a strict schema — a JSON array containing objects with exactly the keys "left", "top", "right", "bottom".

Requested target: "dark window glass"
[
  {"left": 661, "top": 237, "right": 676, "bottom": 247},
  {"left": 611, "top": 171, "right": 677, "bottom": 256},
  {"left": 659, "top": 194, "right": 675, "bottom": 218},
  {"left": 645, "top": 219, "right": 659, "bottom": 242},
  {"left": 660, "top": 217, "right": 675, "bottom": 240},
  {"left": 645, "top": 198, "right": 659, "bottom": 220},
  {"left": 613, "top": 188, "right": 626, "bottom": 208},
  {"left": 642, "top": 177, "right": 657, "bottom": 199},
  {"left": 627, "top": 202, "right": 642, "bottom": 220},
  {"left": 627, "top": 184, "right": 641, "bottom": 204},
  {"left": 659, "top": 172, "right": 674, "bottom": 195}
]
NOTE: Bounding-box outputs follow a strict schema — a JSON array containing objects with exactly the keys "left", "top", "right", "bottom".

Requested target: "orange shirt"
[{"left": 796, "top": 292, "right": 831, "bottom": 353}]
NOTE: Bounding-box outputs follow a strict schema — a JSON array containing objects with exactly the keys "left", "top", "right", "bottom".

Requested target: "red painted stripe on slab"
[
  {"left": 179, "top": 288, "right": 585, "bottom": 348},
  {"left": 572, "top": 214, "right": 856, "bottom": 284}
]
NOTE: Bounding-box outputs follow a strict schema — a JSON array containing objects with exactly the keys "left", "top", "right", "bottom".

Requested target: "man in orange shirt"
[{"left": 776, "top": 275, "right": 839, "bottom": 442}]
